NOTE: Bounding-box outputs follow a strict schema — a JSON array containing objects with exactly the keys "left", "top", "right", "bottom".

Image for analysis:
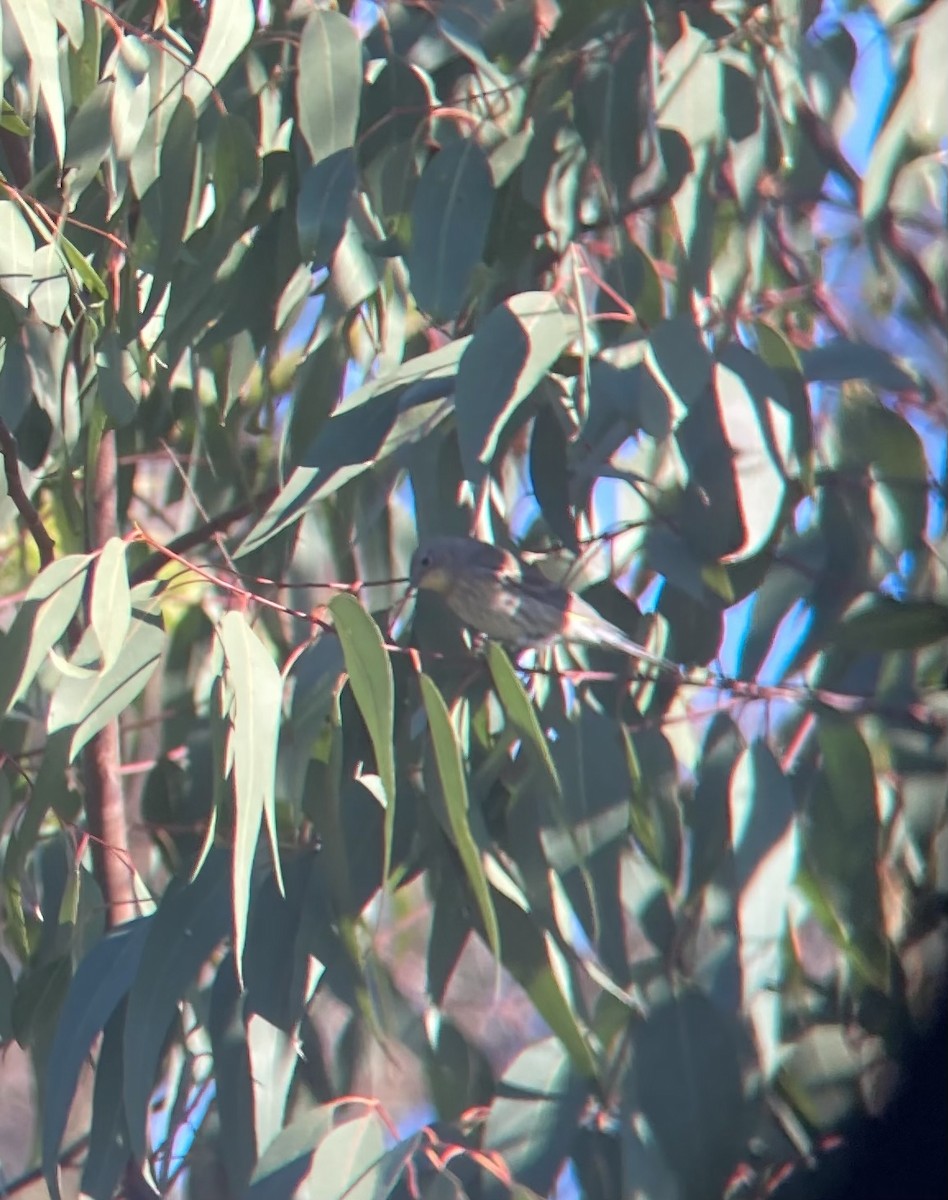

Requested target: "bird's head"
[
  {"left": 409, "top": 536, "right": 516, "bottom": 594},
  {"left": 409, "top": 537, "right": 461, "bottom": 594}
]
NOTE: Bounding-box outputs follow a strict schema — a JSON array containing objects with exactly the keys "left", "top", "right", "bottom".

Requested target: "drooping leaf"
[
  {"left": 122, "top": 854, "right": 230, "bottom": 1159},
  {"left": 81, "top": 1003, "right": 132, "bottom": 1200},
  {"left": 218, "top": 610, "right": 286, "bottom": 982},
  {"left": 90, "top": 536, "right": 131, "bottom": 670},
  {"left": 420, "top": 674, "right": 500, "bottom": 959},
  {"left": 486, "top": 643, "right": 561, "bottom": 795},
  {"left": 630, "top": 990, "right": 747, "bottom": 1200},
  {"left": 42, "top": 920, "right": 151, "bottom": 1200},
  {"left": 330, "top": 593, "right": 396, "bottom": 883},
  {"left": 7, "top": 0, "right": 67, "bottom": 163}
]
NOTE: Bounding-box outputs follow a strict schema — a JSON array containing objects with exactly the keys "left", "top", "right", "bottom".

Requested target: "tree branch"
[
  {"left": 83, "top": 427, "right": 137, "bottom": 927},
  {"left": 128, "top": 486, "right": 277, "bottom": 586},
  {"left": 0, "top": 419, "right": 56, "bottom": 569}
]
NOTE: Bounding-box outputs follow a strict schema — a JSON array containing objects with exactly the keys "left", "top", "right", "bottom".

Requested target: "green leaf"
[
  {"left": 42, "top": 920, "right": 150, "bottom": 1200},
  {"left": 122, "top": 854, "right": 230, "bottom": 1159},
  {"left": 30, "top": 242, "right": 71, "bottom": 326},
  {"left": 237, "top": 338, "right": 466, "bottom": 554},
  {"left": 81, "top": 1005, "right": 131, "bottom": 1200},
  {"left": 112, "top": 35, "right": 151, "bottom": 161},
  {"left": 296, "top": 10, "right": 363, "bottom": 162},
  {"left": 218, "top": 611, "right": 286, "bottom": 982},
  {"left": 801, "top": 340, "right": 918, "bottom": 391},
  {"left": 483, "top": 1037, "right": 587, "bottom": 1196},
  {"left": 7, "top": 0, "right": 67, "bottom": 163},
  {"left": 454, "top": 292, "right": 577, "bottom": 481},
  {"left": 729, "top": 741, "right": 798, "bottom": 1072},
  {"left": 296, "top": 148, "right": 356, "bottom": 268},
  {"left": 529, "top": 397, "right": 575, "bottom": 548},
  {"left": 330, "top": 593, "right": 396, "bottom": 881},
  {"left": 184, "top": 0, "right": 255, "bottom": 111},
  {"left": 805, "top": 720, "right": 886, "bottom": 988},
  {"left": 420, "top": 674, "right": 500, "bottom": 959},
  {"left": 622, "top": 728, "right": 683, "bottom": 889},
  {"left": 357, "top": 56, "right": 431, "bottom": 171},
  {"left": 832, "top": 595, "right": 948, "bottom": 652},
  {"left": 96, "top": 332, "right": 141, "bottom": 426},
  {"left": 630, "top": 990, "right": 746, "bottom": 1199},
  {"left": 207, "top": 959, "right": 257, "bottom": 1194},
  {"left": 407, "top": 139, "right": 494, "bottom": 322},
  {"left": 0, "top": 555, "right": 91, "bottom": 717},
  {"left": 0, "top": 98, "right": 30, "bottom": 136},
  {"left": 248, "top": 1107, "right": 387, "bottom": 1200},
  {"left": 90, "top": 537, "right": 131, "bottom": 670},
  {"left": 47, "top": 607, "right": 165, "bottom": 761},
  {"left": 712, "top": 357, "right": 793, "bottom": 562},
  {"left": 0, "top": 199, "right": 36, "bottom": 308},
  {"left": 486, "top": 643, "right": 561, "bottom": 795},
  {"left": 59, "top": 233, "right": 108, "bottom": 299}
]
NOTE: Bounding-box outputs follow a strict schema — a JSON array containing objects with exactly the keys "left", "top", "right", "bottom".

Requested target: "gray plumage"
[{"left": 409, "top": 535, "right": 677, "bottom": 673}]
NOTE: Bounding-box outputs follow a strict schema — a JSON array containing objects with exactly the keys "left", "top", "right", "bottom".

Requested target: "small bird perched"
[{"left": 409, "top": 535, "right": 678, "bottom": 674}]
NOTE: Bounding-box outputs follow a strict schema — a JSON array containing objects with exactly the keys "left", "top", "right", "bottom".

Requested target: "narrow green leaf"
[
  {"left": 0, "top": 199, "right": 36, "bottom": 307},
  {"left": 0, "top": 99, "right": 30, "bottom": 135},
  {"left": 7, "top": 0, "right": 66, "bottom": 162},
  {"left": 42, "top": 920, "right": 150, "bottom": 1200},
  {"left": 122, "top": 854, "right": 230, "bottom": 1159},
  {"left": 330, "top": 593, "right": 396, "bottom": 883},
  {"left": 90, "top": 537, "right": 131, "bottom": 670},
  {"left": 59, "top": 233, "right": 108, "bottom": 299},
  {"left": 296, "top": 9, "right": 363, "bottom": 162},
  {"left": 218, "top": 611, "right": 286, "bottom": 983},
  {"left": 420, "top": 674, "right": 500, "bottom": 959},
  {"left": 491, "top": 890, "right": 598, "bottom": 1076},
  {"left": 237, "top": 338, "right": 465, "bottom": 555},
  {"left": 630, "top": 991, "right": 746, "bottom": 1199},
  {"left": 486, "top": 643, "right": 561, "bottom": 795},
  {"left": 207, "top": 959, "right": 256, "bottom": 1194},
  {"left": 81, "top": 1004, "right": 131, "bottom": 1200},
  {"left": 0, "top": 555, "right": 91, "bottom": 717}
]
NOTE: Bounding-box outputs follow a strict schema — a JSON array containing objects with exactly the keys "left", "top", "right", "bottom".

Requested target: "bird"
[{"left": 408, "top": 535, "right": 679, "bottom": 674}]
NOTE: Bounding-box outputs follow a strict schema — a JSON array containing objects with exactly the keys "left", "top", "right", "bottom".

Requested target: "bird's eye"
[{"left": 419, "top": 553, "right": 432, "bottom": 568}]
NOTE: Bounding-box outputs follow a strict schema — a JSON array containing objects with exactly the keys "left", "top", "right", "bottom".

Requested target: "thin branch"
[
  {"left": 128, "top": 487, "right": 277, "bottom": 587},
  {"left": 0, "top": 419, "right": 56, "bottom": 569}
]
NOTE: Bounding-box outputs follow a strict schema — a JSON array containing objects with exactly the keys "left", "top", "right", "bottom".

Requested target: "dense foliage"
[{"left": 0, "top": 1, "right": 945, "bottom": 1197}]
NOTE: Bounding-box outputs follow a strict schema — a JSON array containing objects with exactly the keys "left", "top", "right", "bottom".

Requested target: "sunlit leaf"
[
  {"left": 420, "top": 674, "right": 500, "bottom": 959},
  {"left": 218, "top": 611, "right": 286, "bottom": 982}
]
